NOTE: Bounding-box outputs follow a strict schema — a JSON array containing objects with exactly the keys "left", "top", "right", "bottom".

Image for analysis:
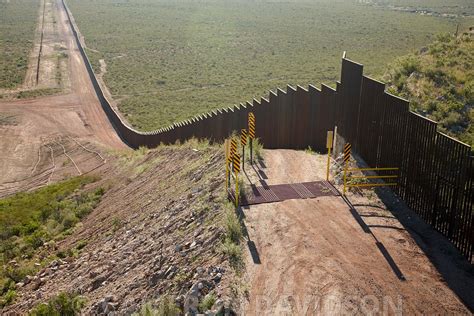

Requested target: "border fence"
[{"left": 63, "top": 0, "right": 473, "bottom": 263}]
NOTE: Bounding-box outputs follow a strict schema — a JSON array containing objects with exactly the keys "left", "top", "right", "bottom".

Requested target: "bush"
[
  {"left": 198, "top": 293, "right": 216, "bottom": 313},
  {"left": 4, "top": 265, "right": 34, "bottom": 283},
  {"left": 220, "top": 239, "right": 243, "bottom": 268},
  {"left": 399, "top": 56, "right": 421, "bottom": 77},
  {"left": 246, "top": 138, "right": 263, "bottom": 161},
  {"left": 0, "top": 177, "right": 104, "bottom": 307},
  {"left": 29, "top": 292, "right": 86, "bottom": 316},
  {"left": 25, "top": 230, "right": 48, "bottom": 249},
  {"left": 224, "top": 207, "right": 243, "bottom": 244},
  {"left": 133, "top": 296, "right": 181, "bottom": 316},
  {"left": 384, "top": 33, "right": 473, "bottom": 146},
  {"left": 0, "top": 289, "right": 16, "bottom": 307}
]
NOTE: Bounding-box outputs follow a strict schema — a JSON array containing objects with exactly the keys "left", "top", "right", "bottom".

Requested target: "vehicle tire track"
[
  {"left": 55, "top": 138, "right": 82, "bottom": 175},
  {"left": 46, "top": 144, "right": 57, "bottom": 185},
  {"left": 68, "top": 136, "right": 106, "bottom": 163},
  {"left": 31, "top": 142, "right": 43, "bottom": 175}
]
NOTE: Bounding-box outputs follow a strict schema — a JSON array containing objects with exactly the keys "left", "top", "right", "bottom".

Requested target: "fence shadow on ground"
[
  {"left": 340, "top": 194, "right": 407, "bottom": 281},
  {"left": 374, "top": 187, "right": 474, "bottom": 311},
  {"left": 237, "top": 205, "right": 262, "bottom": 265}
]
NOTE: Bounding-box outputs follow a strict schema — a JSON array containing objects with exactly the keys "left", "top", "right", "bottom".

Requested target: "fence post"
[{"left": 431, "top": 175, "right": 440, "bottom": 227}]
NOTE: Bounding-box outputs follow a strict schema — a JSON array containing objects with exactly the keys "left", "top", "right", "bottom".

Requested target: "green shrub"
[
  {"left": 133, "top": 296, "right": 181, "bottom": 316},
  {"left": 399, "top": 56, "right": 421, "bottom": 76},
  {"left": 245, "top": 138, "right": 263, "bottom": 161},
  {"left": 384, "top": 33, "right": 473, "bottom": 147},
  {"left": 0, "top": 176, "right": 104, "bottom": 306},
  {"left": 156, "top": 296, "right": 181, "bottom": 316},
  {"left": 29, "top": 292, "right": 86, "bottom": 316},
  {"left": 76, "top": 240, "right": 88, "bottom": 251},
  {"left": 4, "top": 265, "right": 34, "bottom": 283},
  {"left": 111, "top": 217, "right": 123, "bottom": 232},
  {"left": 24, "top": 230, "right": 48, "bottom": 249},
  {"left": 198, "top": 293, "right": 216, "bottom": 313},
  {"left": 220, "top": 239, "right": 243, "bottom": 267},
  {"left": 224, "top": 207, "right": 243, "bottom": 244},
  {"left": 0, "top": 289, "right": 16, "bottom": 307}
]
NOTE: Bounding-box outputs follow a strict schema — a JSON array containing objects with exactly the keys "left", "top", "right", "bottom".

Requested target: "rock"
[
  {"left": 129, "top": 281, "right": 141, "bottom": 290},
  {"left": 148, "top": 271, "right": 165, "bottom": 286},
  {"left": 213, "top": 273, "right": 222, "bottom": 283},
  {"left": 164, "top": 265, "right": 177, "bottom": 278},
  {"left": 175, "top": 244, "right": 182, "bottom": 252},
  {"left": 184, "top": 284, "right": 200, "bottom": 314},
  {"left": 175, "top": 295, "right": 184, "bottom": 306},
  {"left": 94, "top": 297, "right": 118, "bottom": 315},
  {"left": 23, "top": 275, "right": 33, "bottom": 285},
  {"left": 32, "top": 277, "right": 44, "bottom": 290},
  {"left": 211, "top": 299, "right": 225, "bottom": 314},
  {"left": 196, "top": 267, "right": 205, "bottom": 275},
  {"left": 105, "top": 302, "right": 117, "bottom": 314},
  {"left": 91, "top": 276, "right": 107, "bottom": 290}
]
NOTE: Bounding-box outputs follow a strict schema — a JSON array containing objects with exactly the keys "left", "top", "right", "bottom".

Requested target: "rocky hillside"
[
  {"left": 383, "top": 32, "right": 473, "bottom": 146},
  {"left": 1, "top": 140, "right": 243, "bottom": 315}
]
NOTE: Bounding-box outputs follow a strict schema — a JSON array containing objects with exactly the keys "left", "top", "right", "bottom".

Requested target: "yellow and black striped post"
[
  {"left": 233, "top": 153, "right": 241, "bottom": 206},
  {"left": 241, "top": 129, "right": 247, "bottom": 170},
  {"left": 229, "top": 139, "right": 237, "bottom": 185},
  {"left": 248, "top": 113, "right": 256, "bottom": 164},
  {"left": 343, "top": 143, "right": 351, "bottom": 195}
]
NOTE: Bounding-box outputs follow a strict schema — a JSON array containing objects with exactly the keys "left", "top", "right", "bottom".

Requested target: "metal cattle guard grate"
[{"left": 240, "top": 180, "right": 339, "bottom": 206}]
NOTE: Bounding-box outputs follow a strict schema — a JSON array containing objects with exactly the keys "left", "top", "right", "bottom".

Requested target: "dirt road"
[
  {"left": 0, "top": 0, "right": 125, "bottom": 194},
  {"left": 241, "top": 150, "right": 472, "bottom": 314}
]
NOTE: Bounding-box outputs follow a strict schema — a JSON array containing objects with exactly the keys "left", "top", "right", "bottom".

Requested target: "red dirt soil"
[
  {"left": 240, "top": 150, "right": 472, "bottom": 315},
  {"left": 0, "top": 0, "right": 125, "bottom": 196}
]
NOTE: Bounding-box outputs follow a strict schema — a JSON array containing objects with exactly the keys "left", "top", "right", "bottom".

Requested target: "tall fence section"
[{"left": 63, "top": 0, "right": 473, "bottom": 262}]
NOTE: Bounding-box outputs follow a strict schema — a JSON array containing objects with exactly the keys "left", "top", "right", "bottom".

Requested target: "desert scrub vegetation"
[
  {"left": 132, "top": 296, "right": 181, "bottom": 316},
  {"left": 16, "top": 88, "right": 62, "bottom": 99},
  {"left": 0, "top": 176, "right": 105, "bottom": 307},
  {"left": 220, "top": 202, "right": 244, "bottom": 269},
  {"left": 67, "top": 0, "right": 462, "bottom": 130},
  {"left": 0, "top": 114, "right": 18, "bottom": 127},
  {"left": 29, "top": 292, "right": 86, "bottom": 316},
  {"left": 383, "top": 33, "right": 473, "bottom": 146},
  {"left": 0, "top": 0, "right": 39, "bottom": 89},
  {"left": 359, "top": 0, "right": 474, "bottom": 17}
]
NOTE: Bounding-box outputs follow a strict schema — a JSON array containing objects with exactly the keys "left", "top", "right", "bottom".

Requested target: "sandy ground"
[
  {"left": 240, "top": 149, "right": 473, "bottom": 315},
  {"left": 0, "top": 0, "right": 125, "bottom": 196}
]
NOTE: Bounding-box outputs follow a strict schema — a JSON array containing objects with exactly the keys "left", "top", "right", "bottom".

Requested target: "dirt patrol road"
[
  {"left": 0, "top": 0, "right": 125, "bottom": 194},
  {"left": 241, "top": 150, "right": 473, "bottom": 315}
]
